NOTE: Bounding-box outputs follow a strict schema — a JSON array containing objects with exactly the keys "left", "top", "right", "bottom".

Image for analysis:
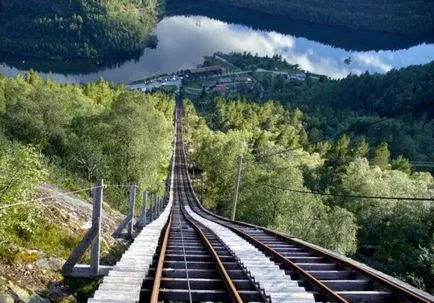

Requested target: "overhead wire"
[
  {"left": 255, "top": 183, "right": 434, "bottom": 202},
  {"left": 0, "top": 187, "right": 97, "bottom": 211},
  {"left": 104, "top": 184, "right": 138, "bottom": 188},
  {"left": 236, "top": 162, "right": 434, "bottom": 202},
  {"left": 0, "top": 183, "right": 136, "bottom": 211}
]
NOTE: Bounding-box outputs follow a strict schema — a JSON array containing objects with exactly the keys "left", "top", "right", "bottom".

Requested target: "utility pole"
[
  {"left": 231, "top": 155, "right": 243, "bottom": 221},
  {"left": 200, "top": 174, "right": 204, "bottom": 203}
]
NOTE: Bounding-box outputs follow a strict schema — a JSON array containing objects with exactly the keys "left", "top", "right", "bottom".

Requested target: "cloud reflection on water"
[{"left": 1, "top": 15, "right": 433, "bottom": 83}]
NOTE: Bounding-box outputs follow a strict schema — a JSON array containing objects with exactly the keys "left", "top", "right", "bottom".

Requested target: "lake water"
[{"left": 1, "top": 1, "right": 433, "bottom": 83}]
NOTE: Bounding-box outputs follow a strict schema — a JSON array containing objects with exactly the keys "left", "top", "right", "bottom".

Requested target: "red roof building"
[{"left": 190, "top": 65, "right": 222, "bottom": 74}]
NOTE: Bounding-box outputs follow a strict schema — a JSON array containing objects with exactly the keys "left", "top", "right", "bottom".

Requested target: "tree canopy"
[
  {"left": 183, "top": 95, "right": 434, "bottom": 293},
  {"left": 217, "top": 0, "right": 434, "bottom": 35},
  {"left": 0, "top": 0, "right": 160, "bottom": 58},
  {"left": 0, "top": 71, "right": 175, "bottom": 211}
]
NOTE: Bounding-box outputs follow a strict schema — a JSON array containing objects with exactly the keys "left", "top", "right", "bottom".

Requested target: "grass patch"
[
  {"left": 29, "top": 220, "right": 83, "bottom": 259},
  {"left": 0, "top": 245, "right": 16, "bottom": 264},
  {"left": 184, "top": 80, "right": 203, "bottom": 89},
  {"left": 14, "top": 250, "right": 39, "bottom": 264},
  {"left": 0, "top": 203, "right": 83, "bottom": 262}
]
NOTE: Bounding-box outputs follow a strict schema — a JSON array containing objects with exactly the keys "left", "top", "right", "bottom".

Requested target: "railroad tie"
[
  {"left": 88, "top": 154, "right": 176, "bottom": 303},
  {"left": 88, "top": 206, "right": 172, "bottom": 303},
  {"left": 184, "top": 205, "right": 316, "bottom": 303}
]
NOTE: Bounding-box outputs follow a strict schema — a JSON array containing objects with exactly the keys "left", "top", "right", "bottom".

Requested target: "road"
[{"left": 128, "top": 79, "right": 182, "bottom": 93}]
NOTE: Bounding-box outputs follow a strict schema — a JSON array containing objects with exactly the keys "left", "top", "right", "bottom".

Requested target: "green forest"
[
  {"left": 182, "top": 53, "right": 434, "bottom": 293},
  {"left": 0, "top": 58, "right": 433, "bottom": 297},
  {"left": 0, "top": 0, "right": 160, "bottom": 58},
  {"left": 2, "top": 0, "right": 433, "bottom": 59},
  {"left": 1, "top": 0, "right": 433, "bottom": 299},
  {"left": 183, "top": 96, "right": 434, "bottom": 293},
  {"left": 216, "top": 0, "right": 434, "bottom": 35},
  {"left": 201, "top": 53, "right": 434, "bottom": 164},
  {"left": 0, "top": 71, "right": 174, "bottom": 265}
]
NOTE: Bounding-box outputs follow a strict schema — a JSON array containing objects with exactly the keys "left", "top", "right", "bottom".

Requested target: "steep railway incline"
[
  {"left": 140, "top": 176, "right": 266, "bottom": 302},
  {"left": 88, "top": 102, "right": 434, "bottom": 303},
  {"left": 176, "top": 101, "right": 434, "bottom": 303}
]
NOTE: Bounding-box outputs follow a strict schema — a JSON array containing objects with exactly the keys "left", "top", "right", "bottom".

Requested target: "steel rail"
[
  {"left": 175, "top": 102, "right": 433, "bottom": 303},
  {"left": 176, "top": 131, "right": 345, "bottom": 302},
  {"left": 176, "top": 156, "right": 244, "bottom": 303},
  {"left": 268, "top": 229, "right": 434, "bottom": 303},
  {"left": 185, "top": 157, "right": 433, "bottom": 303},
  {"left": 150, "top": 211, "right": 173, "bottom": 303},
  {"left": 183, "top": 155, "right": 433, "bottom": 302},
  {"left": 179, "top": 157, "right": 346, "bottom": 303},
  {"left": 225, "top": 222, "right": 348, "bottom": 303},
  {"left": 181, "top": 205, "right": 244, "bottom": 303}
]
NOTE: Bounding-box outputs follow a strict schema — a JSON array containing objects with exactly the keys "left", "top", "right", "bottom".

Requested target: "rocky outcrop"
[
  {"left": 0, "top": 276, "right": 49, "bottom": 303},
  {"left": 0, "top": 184, "right": 126, "bottom": 302}
]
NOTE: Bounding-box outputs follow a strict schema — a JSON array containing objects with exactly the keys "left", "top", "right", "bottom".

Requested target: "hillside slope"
[
  {"left": 0, "top": 0, "right": 159, "bottom": 59},
  {"left": 217, "top": 0, "right": 434, "bottom": 35},
  {"left": 0, "top": 183, "right": 126, "bottom": 302},
  {"left": 0, "top": 71, "right": 175, "bottom": 301}
]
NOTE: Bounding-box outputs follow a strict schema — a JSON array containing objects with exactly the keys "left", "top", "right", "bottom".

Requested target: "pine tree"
[
  {"left": 374, "top": 142, "right": 390, "bottom": 169},
  {"left": 326, "top": 135, "right": 350, "bottom": 167},
  {"left": 352, "top": 139, "right": 369, "bottom": 159},
  {"left": 391, "top": 155, "right": 412, "bottom": 174}
]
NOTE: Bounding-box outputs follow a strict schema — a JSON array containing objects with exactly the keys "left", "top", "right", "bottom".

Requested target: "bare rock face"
[
  {"left": 35, "top": 256, "right": 64, "bottom": 271},
  {"left": 0, "top": 183, "right": 127, "bottom": 302},
  {"left": 0, "top": 276, "right": 49, "bottom": 303}
]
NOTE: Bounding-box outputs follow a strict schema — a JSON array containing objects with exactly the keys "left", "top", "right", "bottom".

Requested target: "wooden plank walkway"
[{"left": 88, "top": 148, "right": 176, "bottom": 303}]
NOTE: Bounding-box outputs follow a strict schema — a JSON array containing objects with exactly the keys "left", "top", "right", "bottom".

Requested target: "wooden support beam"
[
  {"left": 90, "top": 179, "right": 103, "bottom": 275},
  {"left": 62, "top": 225, "right": 99, "bottom": 276},
  {"left": 135, "top": 190, "right": 147, "bottom": 228},
  {"left": 62, "top": 180, "right": 104, "bottom": 277},
  {"left": 69, "top": 265, "right": 113, "bottom": 277},
  {"left": 159, "top": 197, "right": 163, "bottom": 214},
  {"left": 231, "top": 155, "right": 243, "bottom": 221},
  {"left": 113, "top": 183, "right": 137, "bottom": 238},
  {"left": 150, "top": 193, "right": 154, "bottom": 222},
  {"left": 154, "top": 195, "right": 158, "bottom": 218},
  {"left": 128, "top": 183, "right": 136, "bottom": 237}
]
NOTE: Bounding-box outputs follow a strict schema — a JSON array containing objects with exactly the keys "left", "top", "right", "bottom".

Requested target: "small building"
[{"left": 189, "top": 65, "right": 222, "bottom": 75}]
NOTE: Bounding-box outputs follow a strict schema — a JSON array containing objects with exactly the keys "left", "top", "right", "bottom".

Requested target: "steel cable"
[{"left": 0, "top": 183, "right": 135, "bottom": 211}]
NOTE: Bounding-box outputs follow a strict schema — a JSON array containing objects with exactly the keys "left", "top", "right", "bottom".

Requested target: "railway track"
[
  {"left": 90, "top": 101, "right": 433, "bottom": 303},
  {"left": 174, "top": 101, "right": 434, "bottom": 303},
  {"left": 140, "top": 148, "right": 266, "bottom": 302}
]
